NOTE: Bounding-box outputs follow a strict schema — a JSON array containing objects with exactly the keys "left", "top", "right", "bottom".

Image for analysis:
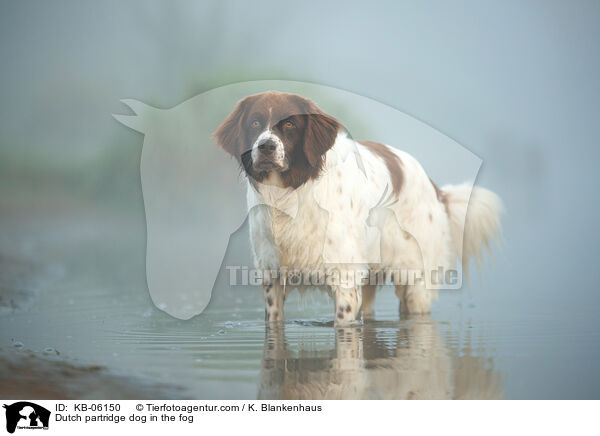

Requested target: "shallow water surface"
[{"left": 3, "top": 282, "right": 504, "bottom": 400}]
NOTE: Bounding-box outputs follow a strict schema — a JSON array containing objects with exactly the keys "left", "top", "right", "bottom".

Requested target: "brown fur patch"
[{"left": 358, "top": 141, "right": 404, "bottom": 196}]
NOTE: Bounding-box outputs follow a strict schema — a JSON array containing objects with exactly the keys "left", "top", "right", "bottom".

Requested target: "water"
[{"left": 1, "top": 183, "right": 600, "bottom": 400}]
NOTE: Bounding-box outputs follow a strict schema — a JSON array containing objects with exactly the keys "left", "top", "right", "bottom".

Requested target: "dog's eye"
[
  {"left": 283, "top": 120, "right": 296, "bottom": 129},
  {"left": 250, "top": 120, "right": 261, "bottom": 129}
]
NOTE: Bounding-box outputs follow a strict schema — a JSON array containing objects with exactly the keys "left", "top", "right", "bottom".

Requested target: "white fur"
[
  {"left": 442, "top": 183, "right": 503, "bottom": 277},
  {"left": 251, "top": 129, "right": 287, "bottom": 170},
  {"left": 248, "top": 133, "right": 502, "bottom": 323}
]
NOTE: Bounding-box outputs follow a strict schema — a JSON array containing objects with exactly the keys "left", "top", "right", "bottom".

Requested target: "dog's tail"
[{"left": 442, "top": 183, "right": 502, "bottom": 275}]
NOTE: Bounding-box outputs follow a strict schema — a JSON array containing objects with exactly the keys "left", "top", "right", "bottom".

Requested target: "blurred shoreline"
[{"left": 0, "top": 348, "right": 188, "bottom": 399}]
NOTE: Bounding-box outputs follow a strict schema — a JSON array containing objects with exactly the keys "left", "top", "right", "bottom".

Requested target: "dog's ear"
[
  {"left": 213, "top": 95, "right": 255, "bottom": 158},
  {"left": 301, "top": 103, "right": 341, "bottom": 168}
]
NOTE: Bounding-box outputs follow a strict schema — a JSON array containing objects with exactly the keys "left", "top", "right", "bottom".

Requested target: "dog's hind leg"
[
  {"left": 361, "top": 284, "right": 377, "bottom": 320},
  {"left": 397, "top": 283, "right": 434, "bottom": 314}
]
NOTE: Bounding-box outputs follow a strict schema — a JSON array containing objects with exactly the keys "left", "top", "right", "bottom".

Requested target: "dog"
[{"left": 214, "top": 91, "right": 501, "bottom": 324}]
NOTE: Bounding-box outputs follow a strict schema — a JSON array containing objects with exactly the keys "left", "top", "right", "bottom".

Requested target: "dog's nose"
[{"left": 257, "top": 138, "right": 277, "bottom": 153}]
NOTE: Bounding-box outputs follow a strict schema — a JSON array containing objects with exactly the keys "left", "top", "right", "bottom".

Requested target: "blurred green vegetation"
[{"left": 0, "top": 132, "right": 143, "bottom": 210}]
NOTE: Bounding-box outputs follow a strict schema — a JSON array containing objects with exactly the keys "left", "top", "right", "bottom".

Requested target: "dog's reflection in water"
[{"left": 258, "top": 316, "right": 503, "bottom": 400}]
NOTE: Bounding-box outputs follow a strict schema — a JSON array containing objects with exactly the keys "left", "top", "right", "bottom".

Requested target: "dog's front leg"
[
  {"left": 333, "top": 285, "right": 362, "bottom": 325},
  {"left": 263, "top": 279, "right": 285, "bottom": 322}
]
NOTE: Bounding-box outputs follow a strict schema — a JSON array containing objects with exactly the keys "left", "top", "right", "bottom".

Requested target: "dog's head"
[{"left": 214, "top": 91, "right": 340, "bottom": 188}]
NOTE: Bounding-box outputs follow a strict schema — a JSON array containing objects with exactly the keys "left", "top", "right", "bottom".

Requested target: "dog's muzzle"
[{"left": 251, "top": 131, "right": 287, "bottom": 172}]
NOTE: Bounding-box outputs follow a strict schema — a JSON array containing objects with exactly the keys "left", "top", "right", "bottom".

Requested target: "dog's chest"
[{"left": 270, "top": 200, "right": 328, "bottom": 270}]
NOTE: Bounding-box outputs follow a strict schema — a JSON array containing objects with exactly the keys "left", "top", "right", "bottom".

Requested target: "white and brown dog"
[{"left": 215, "top": 91, "right": 501, "bottom": 324}]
